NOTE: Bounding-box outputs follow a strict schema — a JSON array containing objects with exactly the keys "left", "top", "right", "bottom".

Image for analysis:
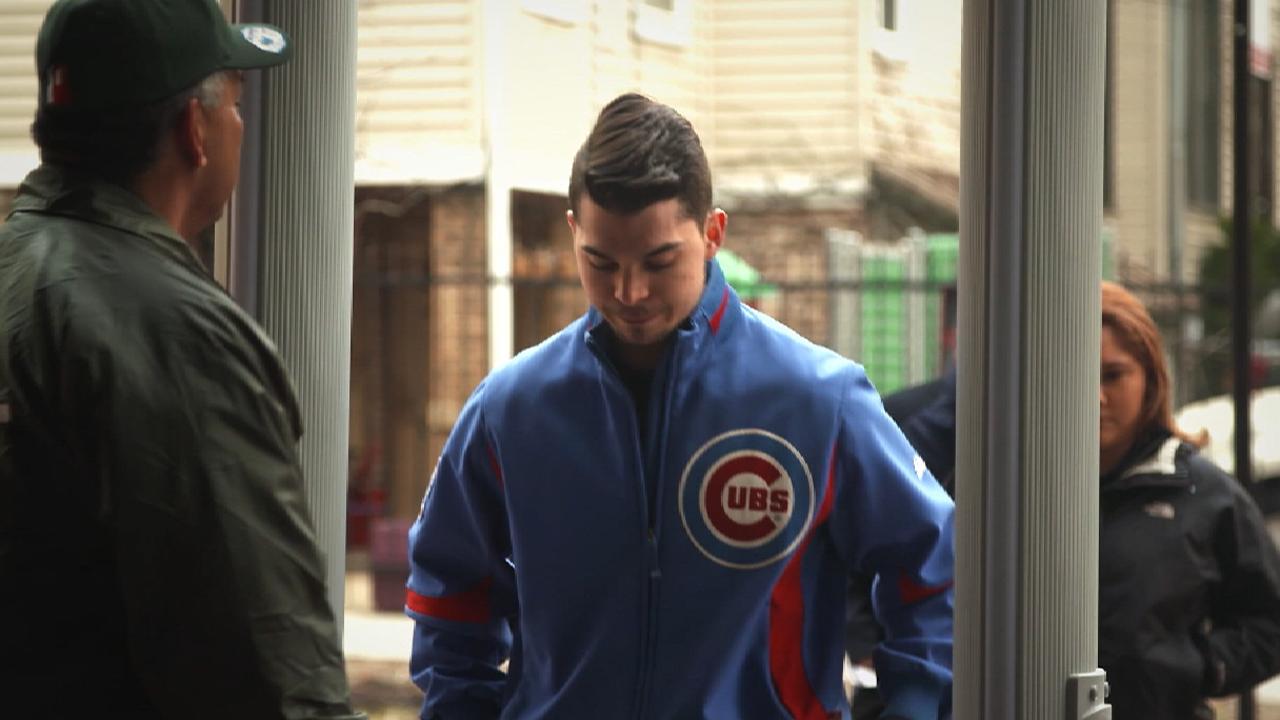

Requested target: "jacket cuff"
[
  {"left": 1195, "top": 619, "right": 1228, "bottom": 696},
  {"left": 1203, "top": 636, "right": 1228, "bottom": 695}
]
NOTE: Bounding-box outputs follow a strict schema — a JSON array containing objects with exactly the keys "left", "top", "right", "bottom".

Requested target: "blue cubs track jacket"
[{"left": 406, "top": 260, "right": 954, "bottom": 720}]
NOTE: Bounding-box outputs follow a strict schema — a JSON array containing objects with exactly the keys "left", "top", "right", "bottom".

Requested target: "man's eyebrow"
[
  {"left": 580, "top": 242, "right": 680, "bottom": 260},
  {"left": 645, "top": 242, "right": 680, "bottom": 257}
]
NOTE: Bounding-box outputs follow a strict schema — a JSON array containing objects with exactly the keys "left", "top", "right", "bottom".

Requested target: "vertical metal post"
[
  {"left": 483, "top": 0, "right": 513, "bottom": 370},
  {"left": 1232, "top": 0, "right": 1255, "bottom": 714},
  {"left": 1171, "top": 0, "right": 1188, "bottom": 285},
  {"left": 228, "top": 0, "right": 264, "bottom": 317},
  {"left": 956, "top": 1, "right": 1109, "bottom": 718},
  {"left": 237, "top": 0, "right": 359, "bottom": 627}
]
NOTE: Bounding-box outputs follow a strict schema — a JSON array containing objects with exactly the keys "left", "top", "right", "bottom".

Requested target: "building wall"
[
  {"left": 349, "top": 184, "right": 488, "bottom": 518},
  {"left": 355, "top": 0, "right": 483, "bottom": 185},
  {"left": 860, "top": 0, "right": 963, "bottom": 183},
  {"left": 706, "top": 0, "right": 864, "bottom": 196},
  {"left": 726, "top": 205, "right": 864, "bottom": 347},
  {"left": 1111, "top": 0, "right": 1278, "bottom": 284},
  {"left": 1110, "top": 0, "right": 1172, "bottom": 282},
  {"left": 511, "top": 190, "right": 583, "bottom": 354},
  {"left": 498, "top": 0, "right": 709, "bottom": 194},
  {"left": 350, "top": 187, "right": 434, "bottom": 520},
  {"left": 424, "top": 186, "right": 489, "bottom": 496},
  {"left": 0, "top": 1, "right": 53, "bottom": 187}
]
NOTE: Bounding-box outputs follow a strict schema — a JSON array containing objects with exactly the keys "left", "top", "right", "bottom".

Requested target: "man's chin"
[{"left": 610, "top": 321, "right": 666, "bottom": 347}]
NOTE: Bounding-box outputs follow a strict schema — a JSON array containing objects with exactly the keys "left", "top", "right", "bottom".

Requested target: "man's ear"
[
  {"left": 566, "top": 209, "right": 578, "bottom": 235},
  {"left": 175, "top": 97, "right": 208, "bottom": 169},
  {"left": 703, "top": 208, "right": 727, "bottom": 258}
]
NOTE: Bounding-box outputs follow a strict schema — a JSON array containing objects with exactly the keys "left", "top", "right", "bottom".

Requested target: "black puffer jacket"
[{"left": 1100, "top": 431, "right": 1280, "bottom": 719}]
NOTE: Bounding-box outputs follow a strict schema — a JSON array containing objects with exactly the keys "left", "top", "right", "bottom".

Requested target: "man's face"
[
  {"left": 569, "top": 196, "right": 725, "bottom": 368},
  {"left": 190, "top": 71, "right": 244, "bottom": 233}
]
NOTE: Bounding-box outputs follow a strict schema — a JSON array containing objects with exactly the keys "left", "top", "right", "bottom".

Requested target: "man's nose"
[{"left": 616, "top": 268, "right": 649, "bottom": 305}]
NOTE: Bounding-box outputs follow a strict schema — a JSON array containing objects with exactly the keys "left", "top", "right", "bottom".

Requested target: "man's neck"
[
  {"left": 616, "top": 339, "right": 669, "bottom": 374},
  {"left": 131, "top": 166, "right": 199, "bottom": 242}
]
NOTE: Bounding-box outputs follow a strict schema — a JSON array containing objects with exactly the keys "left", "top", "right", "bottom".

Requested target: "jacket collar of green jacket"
[{"left": 8, "top": 164, "right": 206, "bottom": 275}]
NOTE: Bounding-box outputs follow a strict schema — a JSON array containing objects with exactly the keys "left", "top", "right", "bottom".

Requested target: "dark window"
[
  {"left": 879, "top": 0, "right": 898, "bottom": 31},
  {"left": 1185, "top": 0, "right": 1221, "bottom": 210},
  {"left": 1251, "top": 75, "right": 1275, "bottom": 218}
]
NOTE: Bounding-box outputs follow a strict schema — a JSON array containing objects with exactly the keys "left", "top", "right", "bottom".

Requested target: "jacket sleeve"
[
  {"left": 1203, "top": 470, "right": 1280, "bottom": 696},
  {"left": 66, "top": 305, "right": 362, "bottom": 719},
  {"left": 895, "top": 364, "right": 958, "bottom": 489},
  {"left": 406, "top": 382, "right": 516, "bottom": 720},
  {"left": 827, "top": 368, "right": 955, "bottom": 720}
]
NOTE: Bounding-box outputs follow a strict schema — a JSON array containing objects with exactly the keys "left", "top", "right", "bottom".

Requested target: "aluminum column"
[
  {"left": 234, "top": 1, "right": 358, "bottom": 625},
  {"left": 1231, "top": 1, "right": 1256, "bottom": 714},
  {"left": 955, "top": 2, "right": 1109, "bottom": 719},
  {"left": 482, "top": 0, "right": 514, "bottom": 370}
]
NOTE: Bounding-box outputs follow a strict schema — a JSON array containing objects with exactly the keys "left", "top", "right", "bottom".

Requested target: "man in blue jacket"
[{"left": 406, "top": 93, "right": 954, "bottom": 720}]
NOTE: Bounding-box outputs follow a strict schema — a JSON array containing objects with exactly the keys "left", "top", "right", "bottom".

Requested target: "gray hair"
[{"left": 192, "top": 71, "right": 229, "bottom": 110}]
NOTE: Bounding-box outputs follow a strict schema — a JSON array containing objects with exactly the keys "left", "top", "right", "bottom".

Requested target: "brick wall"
[
  {"left": 512, "top": 190, "right": 584, "bottom": 354},
  {"left": 349, "top": 184, "right": 488, "bottom": 520},
  {"left": 426, "top": 186, "right": 488, "bottom": 506},
  {"left": 722, "top": 202, "right": 865, "bottom": 348}
]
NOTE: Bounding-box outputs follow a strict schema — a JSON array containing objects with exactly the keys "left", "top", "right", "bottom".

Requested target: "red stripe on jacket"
[
  {"left": 709, "top": 288, "right": 730, "bottom": 334},
  {"left": 486, "top": 442, "right": 504, "bottom": 489},
  {"left": 769, "top": 447, "right": 839, "bottom": 720},
  {"left": 406, "top": 578, "right": 493, "bottom": 623},
  {"left": 897, "top": 574, "right": 952, "bottom": 605}
]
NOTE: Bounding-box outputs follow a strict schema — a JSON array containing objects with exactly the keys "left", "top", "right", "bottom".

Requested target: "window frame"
[
  {"left": 872, "top": 0, "right": 908, "bottom": 62},
  {"left": 521, "top": 0, "right": 588, "bottom": 25},
  {"left": 634, "top": 0, "right": 693, "bottom": 49}
]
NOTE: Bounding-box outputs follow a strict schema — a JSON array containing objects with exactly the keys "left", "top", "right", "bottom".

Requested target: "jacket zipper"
[
  {"left": 634, "top": 343, "right": 679, "bottom": 719},
  {"left": 585, "top": 332, "right": 667, "bottom": 719}
]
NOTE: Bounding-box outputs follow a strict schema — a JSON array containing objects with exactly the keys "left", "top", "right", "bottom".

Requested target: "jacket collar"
[
  {"left": 694, "top": 256, "right": 733, "bottom": 332},
  {"left": 1104, "top": 435, "right": 1191, "bottom": 493},
  {"left": 9, "top": 164, "right": 206, "bottom": 274}
]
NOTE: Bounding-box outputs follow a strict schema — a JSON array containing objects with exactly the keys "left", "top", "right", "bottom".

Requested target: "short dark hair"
[
  {"left": 568, "top": 93, "right": 711, "bottom": 221},
  {"left": 30, "top": 72, "right": 224, "bottom": 186}
]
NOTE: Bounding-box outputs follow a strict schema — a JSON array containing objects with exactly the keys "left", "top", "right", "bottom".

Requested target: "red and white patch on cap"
[{"left": 45, "top": 65, "right": 71, "bottom": 106}]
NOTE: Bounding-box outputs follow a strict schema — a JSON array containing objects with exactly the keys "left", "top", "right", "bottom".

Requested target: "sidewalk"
[{"left": 343, "top": 561, "right": 420, "bottom": 718}]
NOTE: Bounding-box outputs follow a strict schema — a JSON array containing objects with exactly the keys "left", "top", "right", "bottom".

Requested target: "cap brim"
[{"left": 226, "top": 23, "right": 292, "bottom": 69}]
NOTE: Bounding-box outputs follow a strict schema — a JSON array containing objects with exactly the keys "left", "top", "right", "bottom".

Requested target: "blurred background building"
[{"left": 1, "top": 0, "right": 1277, "bottom": 575}]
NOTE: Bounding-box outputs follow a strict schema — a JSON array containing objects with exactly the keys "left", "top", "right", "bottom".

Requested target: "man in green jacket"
[{"left": 0, "top": 1, "right": 364, "bottom": 718}]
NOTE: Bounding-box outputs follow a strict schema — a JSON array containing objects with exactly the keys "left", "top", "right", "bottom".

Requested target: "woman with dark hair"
[{"left": 1098, "top": 281, "right": 1280, "bottom": 719}]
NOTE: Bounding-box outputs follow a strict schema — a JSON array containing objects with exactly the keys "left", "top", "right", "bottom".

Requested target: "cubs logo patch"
[{"left": 679, "top": 429, "right": 815, "bottom": 569}]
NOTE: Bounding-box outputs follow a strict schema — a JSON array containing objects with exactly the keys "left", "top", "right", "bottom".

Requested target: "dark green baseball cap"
[{"left": 36, "top": 0, "right": 291, "bottom": 111}]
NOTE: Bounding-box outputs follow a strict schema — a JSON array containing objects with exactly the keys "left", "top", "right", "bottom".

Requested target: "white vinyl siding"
[
  {"left": 0, "top": 1, "right": 51, "bottom": 186},
  {"left": 355, "top": 0, "right": 482, "bottom": 184},
  {"left": 707, "top": 0, "right": 864, "bottom": 194}
]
